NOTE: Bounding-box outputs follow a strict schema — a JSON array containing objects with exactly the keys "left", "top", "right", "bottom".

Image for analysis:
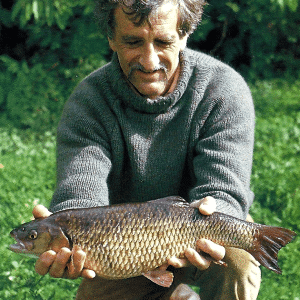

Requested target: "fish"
[{"left": 10, "top": 196, "right": 296, "bottom": 287}]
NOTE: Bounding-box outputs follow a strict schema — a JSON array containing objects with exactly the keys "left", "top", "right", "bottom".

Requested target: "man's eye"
[
  {"left": 156, "top": 40, "right": 173, "bottom": 47},
  {"left": 126, "top": 40, "right": 142, "bottom": 46}
]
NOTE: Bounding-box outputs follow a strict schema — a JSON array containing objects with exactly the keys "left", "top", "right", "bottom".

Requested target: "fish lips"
[{"left": 9, "top": 230, "right": 33, "bottom": 254}]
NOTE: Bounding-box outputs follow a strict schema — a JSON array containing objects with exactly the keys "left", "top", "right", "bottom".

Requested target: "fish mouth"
[
  {"left": 9, "top": 242, "right": 27, "bottom": 253},
  {"left": 9, "top": 231, "right": 30, "bottom": 254}
]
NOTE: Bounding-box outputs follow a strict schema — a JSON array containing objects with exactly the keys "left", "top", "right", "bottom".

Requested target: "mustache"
[{"left": 128, "top": 62, "right": 168, "bottom": 80}]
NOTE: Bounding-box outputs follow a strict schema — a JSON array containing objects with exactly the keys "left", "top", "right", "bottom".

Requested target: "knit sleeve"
[
  {"left": 49, "top": 79, "right": 113, "bottom": 213},
  {"left": 189, "top": 67, "right": 255, "bottom": 220}
]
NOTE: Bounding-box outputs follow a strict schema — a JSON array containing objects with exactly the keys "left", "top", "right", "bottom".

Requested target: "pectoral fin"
[{"left": 143, "top": 269, "right": 174, "bottom": 287}]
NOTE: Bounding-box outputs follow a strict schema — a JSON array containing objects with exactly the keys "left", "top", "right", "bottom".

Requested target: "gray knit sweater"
[{"left": 50, "top": 48, "right": 255, "bottom": 220}]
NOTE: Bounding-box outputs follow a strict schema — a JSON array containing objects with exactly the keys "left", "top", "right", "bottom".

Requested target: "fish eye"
[{"left": 28, "top": 230, "right": 38, "bottom": 240}]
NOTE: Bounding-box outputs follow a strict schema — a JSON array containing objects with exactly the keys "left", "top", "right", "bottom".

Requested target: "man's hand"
[
  {"left": 168, "top": 196, "right": 226, "bottom": 270},
  {"left": 33, "top": 205, "right": 96, "bottom": 279}
]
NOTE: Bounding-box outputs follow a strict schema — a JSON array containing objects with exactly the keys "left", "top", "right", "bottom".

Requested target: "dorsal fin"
[{"left": 147, "top": 196, "right": 189, "bottom": 208}]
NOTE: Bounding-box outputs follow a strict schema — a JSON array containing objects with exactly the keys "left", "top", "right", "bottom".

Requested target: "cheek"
[
  {"left": 162, "top": 52, "right": 180, "bottom": 76},
  {"left": 117, "top": 51, "right": 135, "bottom": 77},
  {"left": 31, "top": 232, "right": 52, "bottom": 255},
  {"left": 23, "top": 240, "right": 34, "bottom": 251}
]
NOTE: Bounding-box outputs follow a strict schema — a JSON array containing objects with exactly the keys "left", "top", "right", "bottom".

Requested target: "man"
[{"left": 33, "top": 0, "right": 261, "bottom": 299}]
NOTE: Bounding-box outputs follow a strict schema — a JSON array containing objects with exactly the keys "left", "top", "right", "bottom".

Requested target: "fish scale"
[
  {"left": 76, "top": 211, "right": 192, "bottom": 279},
  {"left": 10, "top": 196, "right": 296, "bottom": 287}
]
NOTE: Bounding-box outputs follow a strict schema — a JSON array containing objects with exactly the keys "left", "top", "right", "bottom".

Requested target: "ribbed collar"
[{"left": 107, "top": 49, "right": 193, "bottom": 114}]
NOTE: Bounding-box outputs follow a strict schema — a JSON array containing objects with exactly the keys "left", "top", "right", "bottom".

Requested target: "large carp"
[{"left": 10, "top": 196, "right": 296, "bottom": 287}]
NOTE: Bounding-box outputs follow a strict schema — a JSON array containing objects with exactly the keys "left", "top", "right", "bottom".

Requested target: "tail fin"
[{"left": 249, "top": 225, "right": 296, "bottom": 274}]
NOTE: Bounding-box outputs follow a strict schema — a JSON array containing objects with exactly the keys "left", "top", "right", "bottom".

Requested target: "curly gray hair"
[{"left": 94, "top": 0, "right": 206, "bottom": 39}]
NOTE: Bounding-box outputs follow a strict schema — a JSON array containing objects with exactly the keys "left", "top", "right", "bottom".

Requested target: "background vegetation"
[
  {"left": 0, "top": 0, "right": 299, "bottom": 299},
  {"left": 1, "top": 0, "right": 300, "bottom": 131}
]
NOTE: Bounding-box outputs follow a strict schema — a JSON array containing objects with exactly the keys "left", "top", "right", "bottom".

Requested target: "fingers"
[
  {"left": 35, "top": 250, "right": 57, "bottom": 276},
  {"left": 68, "top": 245, "right": 96, "bottom": 279},
  {"left": 168, "top": 247, "right": 212, "bottom": 270},
  {"left": 32, "top": 205, "right": 52, "bottom": 219},
  {"left": 49, "top": 247, "right": 72, "bottom": 278},
  {"left": 185, "top": 248, "right": 211, "bottom": 270},
  {"left": 190, "top": 196, "right": 216, "bottom": 215},
  {"left": 168, "top": 239, "right": 226, "bottom": 271},
  {"left": 67, "top": 247, "right": 96, "bottom": 279},
  {"left": 196, "top": 239, "right": 226, "bottom": 262},
  {"left": 82, "top": 269, "right": 96, "bottom": 279},
  {"left": 68, "top": 246, "right": 85, "bottom": 279},
  {"left": 168, "top": 256, "right": 191, "bottom": 268},
  {"left": 35, "top": 247, "right": 95, "bottom": 279},
  {"left": 35, "top": 247, "right": 72, "bottom": 278},
  {"left": 168, "top": 248, "right": 212, "bottom": 270}
]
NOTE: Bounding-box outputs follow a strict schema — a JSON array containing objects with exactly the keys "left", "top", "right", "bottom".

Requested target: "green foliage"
[
  {"left": 275, "top": 0, "right": 299, "bottom": 12},
  {"left": 1, "top": 0, "right": 300, "bottom": 131},
  {"left": 0, "top": 0, "right": 110, "bottom": 132},
  {"left": 0, "top": 56, "right": 65, "bottom": 131},
  {"left": 189, "top": 0, "right": 300, "bottom": 78},
  {"left": 1, "top": 0, "right": 299, "bottom": 80},
  {"left": 11, "top": 0, "right": 94, "bottom": 29},
  {"left": 1, "top": 0, "right": 110, "bottom": 131},
  {"left": 5, "top": 0, "right": 110, "bottom": 65},
  {"left": 0, "top": 51, "right": 107, "bottom": 132}
]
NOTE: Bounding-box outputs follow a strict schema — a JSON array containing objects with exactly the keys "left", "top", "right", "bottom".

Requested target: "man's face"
[{"left": 108, "top": 2, "right": 187, "bottom": 99}]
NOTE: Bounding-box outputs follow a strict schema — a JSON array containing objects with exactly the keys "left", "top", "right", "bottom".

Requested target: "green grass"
[
  {"left": 0, "top": 129, "right": 81, "bottom": 299},
  {"left": 249, "top": 80, "right": 300, "bottom": 299},
  {"left": 1, "top": 79, "right": 300, "bottom": 299}
]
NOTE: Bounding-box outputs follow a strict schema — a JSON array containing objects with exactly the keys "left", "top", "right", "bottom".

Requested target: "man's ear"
[{"left": 108, "top": 37, "right": 117, "bottom": 52}]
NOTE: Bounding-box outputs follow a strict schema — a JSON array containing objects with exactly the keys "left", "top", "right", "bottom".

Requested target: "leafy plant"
[
  {"left": 0, "top": 51, "right": 107, "bottom": 131},
  {"left": 1, "top": 0, "right": 300, "bottom": 82},
  {"left": 189, "top": 0, "right": 300, "bottom": 78},
  {"left": 0, "top": 56, "right": 65, "bottom": 130},
  {"left": 11, "top": 0, "right": 94, "bottom": 29}
]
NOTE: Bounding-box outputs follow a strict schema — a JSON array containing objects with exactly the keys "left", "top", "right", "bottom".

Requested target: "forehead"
[{"left": 113, "top": 2, "right": 180, "bottom": 37}]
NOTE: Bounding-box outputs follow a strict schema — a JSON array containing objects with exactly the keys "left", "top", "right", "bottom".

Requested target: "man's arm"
[
  {"left": 34, "top": 78, "right": 114, "bottom": 277},
  {"left": 175, "top": 67, "right": 254, "bottom": 268},
  {"left": 189, "top": 68, "right": 255, "bottom": 220},
  {"left": 50, "top": 77, "right": 114, "bottom": 213}
]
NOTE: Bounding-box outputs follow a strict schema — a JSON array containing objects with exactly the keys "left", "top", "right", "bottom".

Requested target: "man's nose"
[{"left": 139, "top": 44, "right": 160, "bottom": 72}]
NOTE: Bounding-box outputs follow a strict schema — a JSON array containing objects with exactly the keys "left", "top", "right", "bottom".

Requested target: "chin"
[{"left": 136, "top": 83, "right": 167, "bottom": 99}]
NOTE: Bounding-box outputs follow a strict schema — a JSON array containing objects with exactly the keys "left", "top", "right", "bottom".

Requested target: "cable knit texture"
[{"left": 50, "top": 48, "right": 255, "bottom": 220}]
